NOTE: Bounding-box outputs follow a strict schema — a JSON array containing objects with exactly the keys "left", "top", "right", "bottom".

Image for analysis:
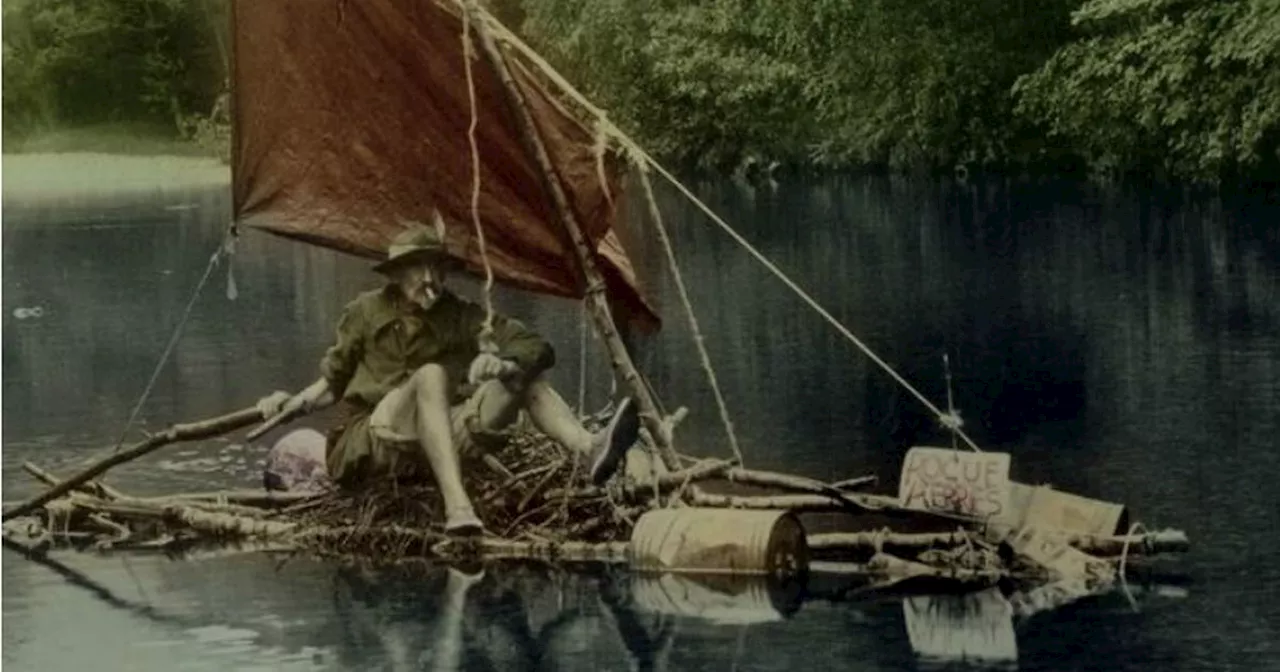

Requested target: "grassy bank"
[
  {"left": 3, "top": 123, "right": 217, "bottom": 158},
  {"left": 2, "top": 152, "right": 229, "bottom": 205}
]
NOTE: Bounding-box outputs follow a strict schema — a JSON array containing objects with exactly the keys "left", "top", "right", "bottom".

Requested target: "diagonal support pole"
[{"left": 465, "top": 2, "right": 679, "bottom": 471}]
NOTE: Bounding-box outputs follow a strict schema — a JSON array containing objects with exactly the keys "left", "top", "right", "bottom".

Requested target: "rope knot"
[{"left": 938, "top": 410, "right": 964, "bottom": 431}]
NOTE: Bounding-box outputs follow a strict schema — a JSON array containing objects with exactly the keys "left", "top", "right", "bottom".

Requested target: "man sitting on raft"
[{"left": 257, "top": 220, "right": 641, "bottom": 536}]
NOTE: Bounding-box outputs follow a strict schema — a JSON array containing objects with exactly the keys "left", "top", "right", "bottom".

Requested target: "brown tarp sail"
[{"left": 229, "top": 0, "right": 659, "bottom": 329}]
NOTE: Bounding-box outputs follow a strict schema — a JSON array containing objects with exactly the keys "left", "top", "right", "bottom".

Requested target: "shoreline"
[{"left": 2, "top": 153, "right": 231, "bottom": 204}]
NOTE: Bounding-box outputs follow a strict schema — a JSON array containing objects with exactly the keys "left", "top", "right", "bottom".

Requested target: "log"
[
  {"left": 687, "top": 489, "right": 896, "bottom": 513},
  {"left": 808, "top": 554, "right": 1007, "bottom": 583},
  {"left": 865, "top": 551, "right": 1005, "bottom": 583},
  {"left": 23, "top": 462, "right": 124, "bottom": 501},
  {"left": 136, "top": 489, "right": 319, "bottom": 507},
  {"left": 168, "top": 507, "right": 297, "bottom": 538},
  {"left": 726, "top": 468, "right": 878, "bottom": 502},
  {"left": 542, "top": 458, "right": 733, "bottom": 502},
  {"left": 808, "top": 530, "right": 974, "bottom": 555},
  {"left": 3, "top": 406, "right": 264, "bottom": 522},
  {"left": 478, "top": 538, "right": 630, "bottom": 564},
  {"left": 831, "top": 476, "right": 877, "bottom": 491},
  {"left": 469, "top": 8, "right": 680, "bottom": 472},
  {"left": 808, "top": 529, "right": 1190, "bottom": 557}
]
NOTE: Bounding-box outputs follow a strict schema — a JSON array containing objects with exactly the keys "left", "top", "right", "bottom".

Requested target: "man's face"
[{"left": 395, "top": 259, "right": 446, "bottom": 309}]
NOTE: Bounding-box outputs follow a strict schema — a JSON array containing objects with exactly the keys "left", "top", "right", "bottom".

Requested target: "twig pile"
[{"left": 287, "top": 428, "right": 645, "bottom": 558}]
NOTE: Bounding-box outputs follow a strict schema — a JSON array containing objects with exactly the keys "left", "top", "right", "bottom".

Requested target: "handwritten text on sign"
[{"left": 898, "top": 447, "right": 1011, "bottom": 518}]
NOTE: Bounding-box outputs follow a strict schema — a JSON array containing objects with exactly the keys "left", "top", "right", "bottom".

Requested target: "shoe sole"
[
  {"left": 590, "top": 398, "right": 640, "bottom": 485},
  {"left": 445, "top": 522, "right": 485, "bottom": 537}
]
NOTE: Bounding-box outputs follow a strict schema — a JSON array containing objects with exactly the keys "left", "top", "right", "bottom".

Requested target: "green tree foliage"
[
  {"left": 4, "top": 0, "right": 1275, "bottom": 182},
  {"left": 2, "top": 0, "right": 228, "bottom": 142},
  {"left": 519, "top": 0, "right": 1080, "bottom": 172},
  {"left": 1013, "top": 0, "right": 1280, "bottom": 182},
  {"left": 519, "top": 0, "right": 1278, "bottom": 181}
]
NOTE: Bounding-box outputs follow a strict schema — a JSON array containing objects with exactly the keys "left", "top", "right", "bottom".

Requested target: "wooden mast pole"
[{"left": 467, "top": 7, "right": 679, "bottom": 471}]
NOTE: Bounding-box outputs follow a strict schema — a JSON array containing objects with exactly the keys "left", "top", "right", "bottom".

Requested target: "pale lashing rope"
[
  {"left": 633, "top": 154, "right": 745, "bottom": 467},
  {"left": 474, "top": 7, "right": 981, "bottom": 451},
  {"left": 460, "top": 1, "right": 498, "bottom": 354},
  {"left": 1118, "top": 520, "right": 1146, "bottom": 611}
]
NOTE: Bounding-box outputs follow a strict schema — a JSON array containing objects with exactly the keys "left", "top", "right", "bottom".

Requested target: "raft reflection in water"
[
  {"left": 331, "top": 564, "right": 810, "bottom": 670},
  {"left": 902, "top": 588, "right": 1018, "bottom": 668},
  {"left": 8, "top": 542, "right": 1191, "bottom": 671},
  {"left": 332, "top": 562, "right": 680, "bottom": 671},
  {"left": 328, "top": 563, "right": 1122, "bottom": 671}
]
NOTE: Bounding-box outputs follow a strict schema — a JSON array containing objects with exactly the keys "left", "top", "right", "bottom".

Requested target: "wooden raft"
[{"left": 1, "top": 406, "right": 1190, "bottom": 598}]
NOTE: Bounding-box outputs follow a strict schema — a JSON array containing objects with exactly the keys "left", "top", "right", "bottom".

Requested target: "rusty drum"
[{"left": 628, "top": 507, "right": 808, "bottom": 578}]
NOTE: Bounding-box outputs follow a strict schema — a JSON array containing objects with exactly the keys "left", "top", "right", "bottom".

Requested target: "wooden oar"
[
  {"left": 2, "top": 407, "right": 264, "bottom": 522},
  {"left": 244, "top": 406, "right": 303, "bottom": 442}
]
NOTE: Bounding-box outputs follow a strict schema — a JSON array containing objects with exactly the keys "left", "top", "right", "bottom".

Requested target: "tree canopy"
[{"left": 3, "top": 0, "right": 1276, "bottom": 183}]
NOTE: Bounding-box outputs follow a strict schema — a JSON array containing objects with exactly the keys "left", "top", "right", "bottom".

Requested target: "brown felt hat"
[{"left": 373, "top": 221, "right": 462, "bottom": 275}]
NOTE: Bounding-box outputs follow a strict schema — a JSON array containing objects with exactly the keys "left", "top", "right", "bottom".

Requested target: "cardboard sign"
[
  {"left": 1023, "top": 487, "right": 1127, "bottom": 537},
  {"left": 995, "top": 482, "right": 1128, "bottom": 537},
  {"left": 898, "top": 447, "right": 1012, "bottom": 520}
]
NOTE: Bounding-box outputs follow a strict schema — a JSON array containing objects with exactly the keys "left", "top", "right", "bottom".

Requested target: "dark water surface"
[{"left": 3, "top": 173, "right": 1278, "bottom": 671}]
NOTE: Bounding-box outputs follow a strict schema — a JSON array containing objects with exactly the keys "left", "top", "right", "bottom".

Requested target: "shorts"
[{"left": 325, "top": 379, "right": 513, "bottom": 487}]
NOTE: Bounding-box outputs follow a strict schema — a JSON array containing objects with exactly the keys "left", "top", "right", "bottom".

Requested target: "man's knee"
[{"left": 409, "top": 363, "right": 448, "bottom": 397}]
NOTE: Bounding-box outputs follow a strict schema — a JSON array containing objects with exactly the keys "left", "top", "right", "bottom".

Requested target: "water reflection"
[
  {"left": 2, "top": 542, "right": 1197, "bottom": 672},
  {"left": 4, "top": 170, "right": 1279, "bottom": 670},
  {"left": 902, "top": 588, "right": 1017, "bottom": 668},
  {"left": 7, "top": 532, "right": 1208, "bottom": 665}
]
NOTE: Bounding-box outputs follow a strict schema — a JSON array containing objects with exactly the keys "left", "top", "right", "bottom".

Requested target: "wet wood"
[
  {"left": 726, "top": 468, "right": 877, "bottom": 498},
  {"left": 831, "top": 476, "right": 877, "bottom": 491},
  {"left": 23, "top": 462, "right": 124, "bottom": 501},
  {"left": 138, "top": 490, "right": 319, "bottom": 507},
  {"left": 807, "top": 528, "right": 1190, "bottom": 557},
  {"left": 478, "top": 538, "right": 630, "bottom": 563},
  {"left": 3, "top": 406, "right": 264, "bottom": 522},
  {"left": 687, "top": 488, "right": 897, "bottom": 513}
]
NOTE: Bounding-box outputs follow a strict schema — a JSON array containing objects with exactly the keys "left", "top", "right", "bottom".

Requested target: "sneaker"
[
  {"left": 444, "top": 506, "right": 485, "bottom": 536},
  {"left": 588, "top": 397, "right": 641, "bottom": 485}
]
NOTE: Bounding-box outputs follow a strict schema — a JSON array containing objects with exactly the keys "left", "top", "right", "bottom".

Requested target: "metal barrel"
[
  {"left": 630, "top": 571, "right": 806, "bottom": 625},
  {"left": 628, "top": 507, "right": 809, "bottom": 577}
]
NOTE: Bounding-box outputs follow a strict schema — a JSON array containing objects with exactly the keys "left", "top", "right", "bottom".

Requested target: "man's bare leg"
[
  {"left": 471, "top": 376, "right": 592, "bottom": 455},
  {"left": 406, "top": 364, "right": 481, "bottom": 532},
  {"left": 472, "top": 373, "right": 639, "bottom": 485}
]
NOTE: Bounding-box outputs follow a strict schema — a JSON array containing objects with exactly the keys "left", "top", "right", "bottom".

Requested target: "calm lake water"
[{"left": 3, "top": 160, "right": 1279, "bottom": 671}]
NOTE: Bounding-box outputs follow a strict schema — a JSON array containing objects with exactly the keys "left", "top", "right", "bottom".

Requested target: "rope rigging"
[
  {"left": 460, "top": 2, "right": 499, "bottom": 356},
  {"left": 632, "top": 154, "right": 745, "bottom": 467},
  {"left": 474, "top": 8, "right": 982, "bottom": 452},
  {"left": 108, "top": 231, "right": 236, "bottom": 456}
]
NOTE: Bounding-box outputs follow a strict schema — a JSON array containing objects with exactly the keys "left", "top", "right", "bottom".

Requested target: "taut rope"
[
  {"left": 472, "top": 7, "right": 982, "bottom": 451},
  {"left": 633, "top": 155, "right": 745, "bottom": 467},
  {"left": 109, "top": 232, "right": 235, "bottom": 455}
]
